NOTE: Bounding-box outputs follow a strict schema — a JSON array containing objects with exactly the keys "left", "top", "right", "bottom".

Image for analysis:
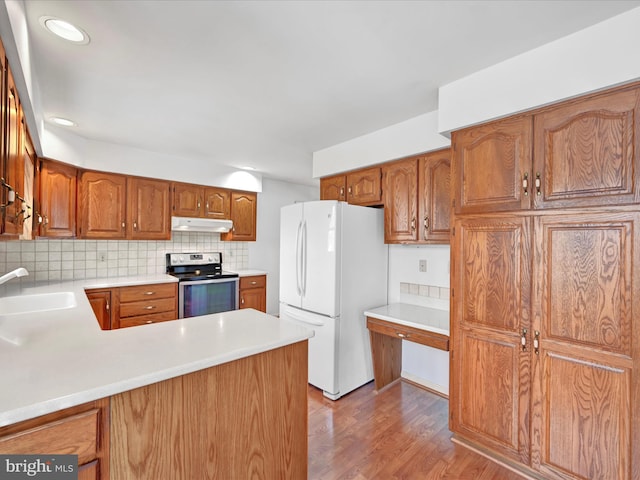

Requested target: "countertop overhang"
[{"left": 0, "top": 275, "right": 310, "bottom": 427}]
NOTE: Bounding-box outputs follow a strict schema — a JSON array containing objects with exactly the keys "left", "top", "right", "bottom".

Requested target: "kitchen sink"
[{"left": 0, "top": 291, "right": 77, "bottom": 316}]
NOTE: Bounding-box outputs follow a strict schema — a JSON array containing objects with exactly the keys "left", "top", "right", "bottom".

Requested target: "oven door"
[{"left": 178, "top": 277, "right": 239, "bottom": 318}]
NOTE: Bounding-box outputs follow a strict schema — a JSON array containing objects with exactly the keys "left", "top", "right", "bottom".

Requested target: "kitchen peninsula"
[{"left": 0, "top": 277, "right": 311, "bottom": 479}]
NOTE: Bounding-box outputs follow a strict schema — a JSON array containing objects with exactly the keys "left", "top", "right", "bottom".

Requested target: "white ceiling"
[{"left": 20, "top": 0, "right": 640, "bottom": 186}]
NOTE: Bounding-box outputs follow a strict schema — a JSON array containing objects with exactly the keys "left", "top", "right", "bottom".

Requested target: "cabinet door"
[
  {"left": 452, "top": 115, "right": 532, "bottom": 214},
  {"left": 346, "top": 167, "right": 382, "bottom": 205},
  {"left": 38, "top": 160, "right": 77, "bottom": 238},
  {"left": 450, "top": 216, "right": 532, "bottom": 464},
  {"left": 221, "top": 191, "right": 256, "bottom": 241},
  {"left": 320, "top": 175, "right": 346, "bottom": 201},
  {"left": 78, "top": 171, "right": 127, "bottom": 239},
  {"left": 2, "top": 68, "right": 23, "bottom": 236},
  {"left": 128, "top": 177, "right": 171, "bottom": 240},
  {"left": 383, "top": 158, "right": 418, "bottom": 243},
  {"left": 533, "top": 87, "right": 640, "bottom": 209},
  {"left": 240, "top": 275, "right": 266, "bottom": 312},
  {"left": 86, "top": 289, "right": 112, "bottom": 330},
  {"left": 418, "top": 149, "right": 451, "bottom": 243},
  {"left": 204, "top": 187, "right": 230, "bottom": 219},
  {"left": 531, "top": 212, "right": 638, "bottom": 480},
  {"left": 172, "top": 182, "right": 203, "bottom": 217}
]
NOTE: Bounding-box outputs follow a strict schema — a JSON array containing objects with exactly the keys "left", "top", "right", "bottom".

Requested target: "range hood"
[{"left": 171, "top": 216, "right": 233, "bottom": 233}]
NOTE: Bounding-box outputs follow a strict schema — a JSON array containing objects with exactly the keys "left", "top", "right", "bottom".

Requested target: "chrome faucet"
[{"left": 0, "top": 267, "right": 29, "bottom": 286}]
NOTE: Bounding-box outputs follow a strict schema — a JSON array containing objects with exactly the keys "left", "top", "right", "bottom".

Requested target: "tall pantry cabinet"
[{"left": 449, "top": 84, "right": 640, "bottom": 480}]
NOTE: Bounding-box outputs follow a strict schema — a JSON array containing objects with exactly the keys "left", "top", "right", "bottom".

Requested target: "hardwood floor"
[{"left": 308, "top": 380, "right": 524, "bottom": 479}]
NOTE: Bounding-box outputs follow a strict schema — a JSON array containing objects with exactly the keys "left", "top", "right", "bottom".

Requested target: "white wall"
[
  {"left": 42, "top": 125, "right": 263, "bottom": 192},
  {"left": 312, "top": 110, "right": 450, "bottom": 178},
  {"left": 248, "top": 178, "right": 319, "bottom": 315},
  {"left": 438, "top": 6, "right": 640, "bottom": 133}
]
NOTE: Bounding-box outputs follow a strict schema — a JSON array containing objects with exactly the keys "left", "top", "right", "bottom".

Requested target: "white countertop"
[
  {"left": 364, "top": 303, "right": 450, "bottom": 336},
  {"left": 0, "top": 276, "right": 311, "bottom": 427}
]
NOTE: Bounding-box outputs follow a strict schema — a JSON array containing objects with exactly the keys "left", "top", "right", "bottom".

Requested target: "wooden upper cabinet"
[
  {"left": 37, "top": 159, "right": 77, "bottom": 238},
  {"left": 203, "top": 187, "right": 230, "bottom": 219},
  {"left": 173, "top": 183, "right": 230, "bottom": 220},
  {"left": 383, "top": 158, "right": 418, "bottom": 243},
  {"left": 346, "top": 167, "right": 382, "bottom": 205},
  {"left": 320, "top": 175, "right": 346, "bottom": 202},
  {"left": 533, "top": 87, "right": 640, "bottom": 209},
  {"left": 418, "top": 149, "right": 451, "bottom": 243},
  {"left": 452, "top": 115, "right": 533, "bottom": 214},
  {"left": 221, "top": 191, "right": 257, "bottom": 241},
  {"left": 128, "top": 177, "right": 171, "bottom": 240},
  {"left": 78, "top": 171, "right": 127, "bottom": 239},
  {"left": 3, "top": 66, "right": 24, "bottom": 236},
  {"left": 172, "top": 182, "right": 202, "bottom": 217}
]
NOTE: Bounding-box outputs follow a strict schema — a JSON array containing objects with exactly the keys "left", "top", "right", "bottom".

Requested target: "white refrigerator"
[{"left": 279, "top": 200, "right": 388, "bottom": 399}]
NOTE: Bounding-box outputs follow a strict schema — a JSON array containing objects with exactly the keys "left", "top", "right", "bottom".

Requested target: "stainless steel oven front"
[{"left": 178, "top": 277, "right": 240, "bottom": 318}]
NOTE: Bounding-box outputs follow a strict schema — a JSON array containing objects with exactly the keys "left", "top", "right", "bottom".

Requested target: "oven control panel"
[{"left": 167, "top": 252, "right": 222, "bottom": 266}]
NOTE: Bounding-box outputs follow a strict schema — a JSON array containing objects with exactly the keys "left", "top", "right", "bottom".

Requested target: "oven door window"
[{"left": 180, "top": 279, "right": 239, "bottom": 318}]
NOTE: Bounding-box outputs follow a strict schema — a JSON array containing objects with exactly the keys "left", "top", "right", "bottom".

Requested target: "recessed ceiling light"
[
  {"left": 50, "top": 117, "right": 76, "bottom": 127},
  {"left": 39, "top": 16, "right": 90, "bottom": 44}
]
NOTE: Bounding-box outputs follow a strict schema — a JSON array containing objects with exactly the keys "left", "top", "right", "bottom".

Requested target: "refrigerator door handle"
[
  {"left": 302, "top": 220, "right": 308, "bottom": 297},
  {"left": 296, "top": 220, "right": 303, "bottom": 296}
]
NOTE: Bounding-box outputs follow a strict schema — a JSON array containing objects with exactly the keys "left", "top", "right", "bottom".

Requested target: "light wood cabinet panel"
[
  {"left": 418, "top": 149, "right": 451, "bottom": 243},
  {"left": 320, "top": 175, "right": 346, "bottom": 201},
  {"left": 450, "top": 216, "right": 532, "bottom": 464},
  {"left": 383, "top": 158, "right": 418, "bottom": 243},
  {"left": 239, "top": 275, "right": 266, "bottom": 312},
  {"left": 78, "top": 171, "right": 127, "bottom": 239},
  {"left": 346, "top": 167, "right": 382, "bottom": 205},
  {"left": 452, "top": 115, "right": 532, "bottom": 214},
  {"left": 0, "top": 399, "right": 110, "bottom": 480},
  {"left": 221, "top": 191, "right": 257, "bottom": 241},
  {"left": 533, "top": 87, "right": 640, "bottom": 209},
  {"left": 530, "top": 212, "right": 638, "bottom": 480},
  {"left": 37, "top": 159, "right": 77, "bottom": 238},
  {"left": 110, "top": 341, "right": 308, "bottom": 479},
  {"left": 127, "top": 177, "right": 171, "bottom": 240},
  {"left": 86, "top": 289, "right": 112, "bottom": 330}
]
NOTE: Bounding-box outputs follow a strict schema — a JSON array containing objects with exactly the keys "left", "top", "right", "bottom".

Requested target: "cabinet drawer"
[
  {"left": 118, "top": 283, "right": 176, "bottom": 302},
  {"left": 0, "top": 409, "right": 99, "bottom": 465},
  {"left": 118, "top": 311, "right": 177, "bottom": 328},
  {"left": 119, "top": 297, "right": 176, "bottom": 318},
  {"left": 366, "top": 317, "right": 449, "bottom": 351},
  {"left": 240, "top": 275, "right": 266, "bottom": 289}
]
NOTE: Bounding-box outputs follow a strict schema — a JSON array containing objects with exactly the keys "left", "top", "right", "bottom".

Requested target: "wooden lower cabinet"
[
  {"left": 0, "top": 399, "right": 110, "bottom": 480},
  {"left": 110, "top": 340, "right": 308, "bottom": 479},
  {"left": 86, "top": 283, "right": 177, "bottom": 330},
  {"left": 450, "top": 211, "right": 640, "bottom": 479},
  {"left": 239, "top": 275, "right": 266, "bottom": 312}
]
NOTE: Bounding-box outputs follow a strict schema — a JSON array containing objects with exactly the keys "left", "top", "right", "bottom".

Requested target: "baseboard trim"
[
  {"left": 400, "top": 371, "right": 448, "bottom": 398},
  {"left": 451, "top": 435, "right": 545, "bottom": 480}
]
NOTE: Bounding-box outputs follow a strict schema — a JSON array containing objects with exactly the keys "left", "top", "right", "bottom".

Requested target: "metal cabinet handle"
[
  {"left": 133, "top": 222, "right": 138, "bottom": 231},
  {"left": 348, "top": 186, "right": 352, "bottom": 194},
  {"left": 411, "top": 217, "right": 416, "bottom": 231},
  {"left": 521, "top": 328, "right": 527, "bottom": 351},
  {"left": 535, "top": 173, "right": 541, "bottom": 196},
  {"left": 121, "top": 221, "right": 125, "bottom": 228},
  {"left": 144, "top": 291, "right": 156, "bottom": 296},
  {"left": 423, "top": 215, "right": 429, "bottom": 236},
  {"left": 105, "top": 301, "right": 110, "bottom": 311},
  {"left": 145, "top": 320, "right": 153, "bottom": 324},
  {"left": 339, "top": 187, "right": 344, "bottom": 197},
  {"left": 144, "top": 305, "right": 156, "bottom": 310},
  {"left": 250, "top": 281, "right": 257, "bottom": 285},
  {"left": 397, "top": 332, "right": 409, "bottom": 339},
  {"left": 523, "top": 172, "right": 529, "bottom": 196},
  {"left": 533, "top": 330, "right": 540, "bottom": 355},
  {"left": 241, "top": 297, "right": 245, "bottom": 304}
]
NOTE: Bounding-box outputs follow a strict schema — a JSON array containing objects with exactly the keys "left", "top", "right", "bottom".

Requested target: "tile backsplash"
[{"left": 0, "top": 232, "right": 248, "bottom": 285}]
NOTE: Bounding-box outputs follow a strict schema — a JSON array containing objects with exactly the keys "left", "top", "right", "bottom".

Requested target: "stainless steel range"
[{"left": 166, "top": 252, "right": 239, "bottom": 318}]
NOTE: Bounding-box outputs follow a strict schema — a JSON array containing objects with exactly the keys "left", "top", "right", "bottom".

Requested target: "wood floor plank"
[{"left": 308, "top": 380, "right": 524, "bottom": 479}]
